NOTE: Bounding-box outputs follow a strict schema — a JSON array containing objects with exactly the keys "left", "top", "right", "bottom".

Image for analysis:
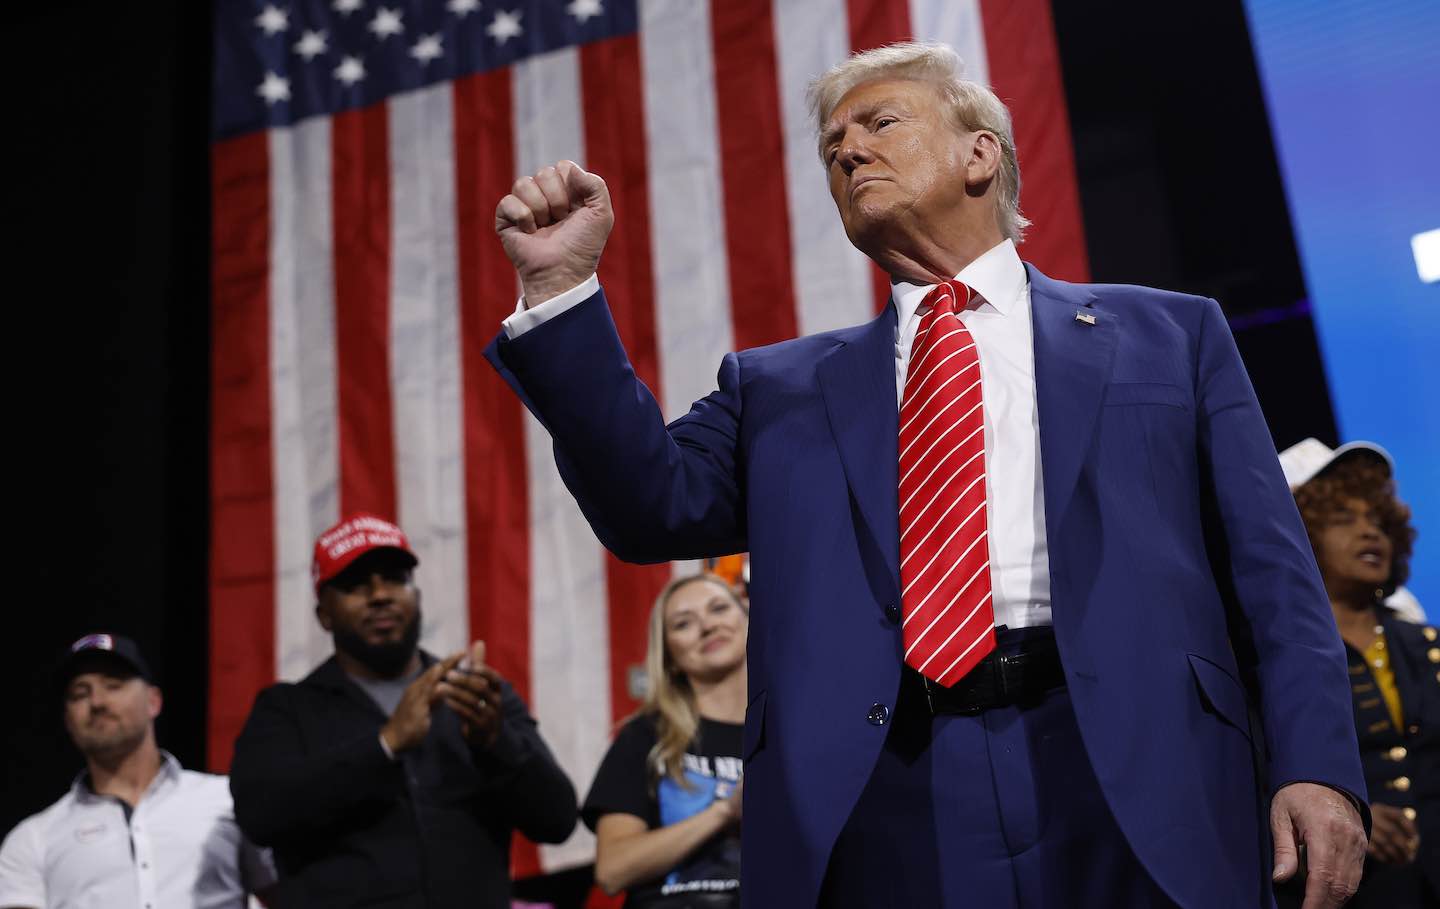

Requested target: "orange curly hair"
[{"left": 1293, "top": 456, "right": 1416, "bottom": 595}]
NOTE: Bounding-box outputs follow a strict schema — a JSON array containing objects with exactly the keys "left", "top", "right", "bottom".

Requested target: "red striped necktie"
[{"left": 899, "top": 280, "right": 996, "bottom": 687}]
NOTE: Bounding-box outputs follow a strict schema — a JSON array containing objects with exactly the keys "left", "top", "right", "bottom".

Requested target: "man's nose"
[
  {"left": 366, "top": 574, "right": 397, "bottom": 602},
  {"left": 836, "top": 128, "right": 874, "bottom": 172}
]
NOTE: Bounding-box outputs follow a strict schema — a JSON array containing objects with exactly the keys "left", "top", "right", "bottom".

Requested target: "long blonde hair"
[{"left": 639, "top": 573, "right": 746, "bottom": 788}]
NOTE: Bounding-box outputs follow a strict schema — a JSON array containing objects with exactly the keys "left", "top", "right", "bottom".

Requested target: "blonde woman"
[{"left": 583, "top": 574, "right": 748, "bottom": 906}]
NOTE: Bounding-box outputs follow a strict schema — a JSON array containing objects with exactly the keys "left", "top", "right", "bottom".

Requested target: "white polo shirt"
[{"left": 0, "top": 752, "right": 273, "bottom": 909}]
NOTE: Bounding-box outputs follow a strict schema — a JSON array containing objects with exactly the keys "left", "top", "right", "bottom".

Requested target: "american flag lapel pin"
[{"left": 1074, "top": 310, "right": 1097, "bottom": 326}]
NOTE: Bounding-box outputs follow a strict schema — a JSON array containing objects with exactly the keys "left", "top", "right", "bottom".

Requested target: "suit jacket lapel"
[
  {"left": 1382, "top": 613, "right": 1426, "bottom": 724},
  {"left": 817, "top": 302, "right": 901, "bottom": 592},
  {"left": 1028, "top": 264, "right": 1118, "bottom": 524}
]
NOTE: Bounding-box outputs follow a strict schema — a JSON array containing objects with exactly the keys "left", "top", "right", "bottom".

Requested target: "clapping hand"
[
  {"left": 379, "top": 652, "right": 465, "bottom": 754},
  {"left": 436, "top": 640, "right": 506, "bottom": 749}
]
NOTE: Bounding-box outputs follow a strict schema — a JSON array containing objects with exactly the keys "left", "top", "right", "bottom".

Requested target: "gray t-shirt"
[{"left": 348, "top": 665, "right": 423, "bottom": 717}]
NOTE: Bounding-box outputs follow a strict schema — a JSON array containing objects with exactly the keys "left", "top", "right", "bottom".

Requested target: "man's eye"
[{"left": 875, "top": 117, "right": 897, "bottom": 130}]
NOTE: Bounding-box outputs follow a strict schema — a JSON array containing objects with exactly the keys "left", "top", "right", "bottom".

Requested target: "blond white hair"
[{"left": 807, "top": 41, "right": 1030, "bottom": 242}]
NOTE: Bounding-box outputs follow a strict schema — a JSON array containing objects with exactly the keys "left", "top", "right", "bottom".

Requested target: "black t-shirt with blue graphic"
[{"left": 583, "top": 714, "right": 742, "bottom": 908}]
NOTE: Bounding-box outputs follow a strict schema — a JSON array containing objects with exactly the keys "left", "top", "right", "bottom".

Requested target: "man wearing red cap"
[{"left": 228, "top": 513, "right": 577, "bottom": 909}]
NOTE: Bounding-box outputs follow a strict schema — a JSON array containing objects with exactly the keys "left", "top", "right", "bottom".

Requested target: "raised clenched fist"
[{"left": 495, "top": 160, "right": 613, "bottom": 307}]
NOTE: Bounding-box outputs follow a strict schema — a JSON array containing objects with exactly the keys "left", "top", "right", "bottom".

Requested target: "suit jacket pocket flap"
[
  {"left": 1103, "top": 381, "right": 1190, "bottom": 410},
  {"left": 743, "top": 689, "right": 767, "bottom": 761},
  {"left": 1187, "top": 653, "right": 1253, "bottom": 743}
]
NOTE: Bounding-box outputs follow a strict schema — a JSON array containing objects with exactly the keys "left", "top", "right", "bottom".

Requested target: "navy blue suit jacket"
[{"left": 487, "top": 265, "right": 1365, "bottom": 908}]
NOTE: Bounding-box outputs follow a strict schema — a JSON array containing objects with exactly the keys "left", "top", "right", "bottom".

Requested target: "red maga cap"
[{"left": 311, "top": 513, "right": 418, "bottom": 593}]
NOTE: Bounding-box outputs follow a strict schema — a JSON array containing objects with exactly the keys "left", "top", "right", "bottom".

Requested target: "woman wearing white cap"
[{"left": 1281, "top": 438, "right": 1438, "bottom": 907}]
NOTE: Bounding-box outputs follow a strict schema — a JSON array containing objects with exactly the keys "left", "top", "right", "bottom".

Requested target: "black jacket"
[
  {"left": 229, "top": 652, "right": 577, "bottom": 908},
  {"left": 1344, "top": 611, "right": 1440, "bottom": 908}
]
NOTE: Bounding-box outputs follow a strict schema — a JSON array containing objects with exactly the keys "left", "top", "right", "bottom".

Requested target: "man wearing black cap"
[
  {"left": 228, "top": 513, "right": 578, "bottom": 909},
  {"left": 0, "top": 634, "right": 274, "bottom": 909}
]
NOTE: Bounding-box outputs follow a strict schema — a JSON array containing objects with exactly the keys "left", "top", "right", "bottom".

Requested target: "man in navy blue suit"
[{"left": 486, "top": 42, "right": 1366, "bottom": 908}]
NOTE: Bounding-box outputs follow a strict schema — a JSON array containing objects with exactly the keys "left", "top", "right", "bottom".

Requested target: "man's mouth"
[
  {"left": 850, "top": 175, "right": 886, "bottom": 198},
  {"left": 1356, "top": 550, "right": 1385, "bottom": 566}
]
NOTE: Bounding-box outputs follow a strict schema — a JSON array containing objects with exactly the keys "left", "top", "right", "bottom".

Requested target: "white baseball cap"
[{"left": 1277, "top": 437, "right": 1394, "bottom": 491}]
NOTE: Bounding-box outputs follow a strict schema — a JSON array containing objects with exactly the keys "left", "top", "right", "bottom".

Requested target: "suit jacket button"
[
  {"left": 885, "top": 604, "right": 901, "bottom": 624},
  {"left": 1389, "top": 746, "right": 1408, "bottom": 761},
  {"left": 867, "top": 703, "right": 890, "bottom": 726}
]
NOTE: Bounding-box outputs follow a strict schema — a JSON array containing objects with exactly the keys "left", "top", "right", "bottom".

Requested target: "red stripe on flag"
[
  {"left": 847, "top": 0, "right": 914, "bottom": 312},
  {"left": 209, "top": 132, "right": 276, "bottom": 772},
  {"left": 580, "top": 35, "right": 672, "bottom": 728},
  {"left": 452, "top": 69, "right": 541, "bottom": 879},
  {"left": 331, "top": 104, "right": 399, "bottom": 518},
  {"left": 979, "top": 0, "right": 1090, "bottom": 281},
  {"left": 711, "top": 0, "right": 800, "bottom": 348}
]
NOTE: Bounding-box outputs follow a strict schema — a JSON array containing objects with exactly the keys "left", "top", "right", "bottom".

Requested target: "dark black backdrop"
[{"left": 4, "top": 0, "right": 1336, "bottom": 892}]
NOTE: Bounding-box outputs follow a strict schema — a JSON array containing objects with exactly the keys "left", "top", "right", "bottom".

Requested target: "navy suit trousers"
[{"left": 819, "top": 632, "right": 1177, "bottom": 909}]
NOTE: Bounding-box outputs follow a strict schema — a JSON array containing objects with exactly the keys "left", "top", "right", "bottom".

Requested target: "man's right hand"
[
  {"left": 495, "top": 160, "right": 613, "bottom": 307},
  {"left": 1367, "top": 803, "right": 1420, "bottom": 865},
  {"left": 379, "top": 652, "right": 464, "bottom": 754}
]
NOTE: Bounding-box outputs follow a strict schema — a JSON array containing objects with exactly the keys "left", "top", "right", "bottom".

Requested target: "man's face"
[
  {"left": 1314, "top": 496, "right": 1393, "bottom": 591},
  {"left": 63, "top": 668, "right": 159, "bottom": 762},
  {"left": 317, "top": 549, "right": 422, "bottom": 676},
  {"left": 821, "top": 78, "right": 975, "bottom": 251}
]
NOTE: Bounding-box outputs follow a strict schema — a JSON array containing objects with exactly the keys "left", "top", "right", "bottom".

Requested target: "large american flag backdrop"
[{"left": 210, "top": 0, "right": 1088, "bottom": 876}]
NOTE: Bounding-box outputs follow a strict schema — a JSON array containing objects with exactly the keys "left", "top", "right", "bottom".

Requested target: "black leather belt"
[{"left": 913, "top": 630, "right": 1066, "bottom": 715}]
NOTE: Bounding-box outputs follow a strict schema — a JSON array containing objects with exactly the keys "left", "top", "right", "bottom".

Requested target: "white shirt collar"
[
  {"left": 892, "top": 238, "right": 1027, "bottom": 329},
  {"left": 72, "top": 750, "right": 183, "bottom": 802}
]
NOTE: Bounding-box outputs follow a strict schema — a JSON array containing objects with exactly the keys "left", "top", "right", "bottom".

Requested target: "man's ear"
[
  {"left": 315, "top": 597, "right": 333, "bottom": 632},
  {"left": 147, "top": 685, "right": 163, "bottom": 721},
  {"left": 964, "top": 130, "right": 1002, "bottom": 187}
]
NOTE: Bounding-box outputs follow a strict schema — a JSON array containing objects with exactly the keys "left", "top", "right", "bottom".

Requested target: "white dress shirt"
[
  {"left": 0, "top": 752, "right": 275, "bottom": 909},
  {"left": 891, "top": 240, "right": 1051, "bottom": 629},
  {"left": 502, "top": 239, "right": 1051, "bottom": 628}
]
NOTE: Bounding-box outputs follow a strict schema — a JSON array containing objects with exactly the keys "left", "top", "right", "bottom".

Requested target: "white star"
[
  {"left": 293, "top": 30, "right": 328, "bottom": 60},
  {"left": 369, "top": 7, "right": 403, "bottom": 38},
  {"left": 255, "top": 4, "right": 288, "bottom": 35},
  {"left": 334, "top": 56, "right": 366, "bottom": 86},
  {"left": 410, "top": 34, "right": 443, "bottom": 63},
  {"left": 486, "top": 9, "right": 522, "bottom": 44},
  {"left": 256, "top": 71, "right": 291, "bottom": 104},
  {"left": 566, "top": 0, "right": 603, "bottom": 23},
  {"left": 447, "top": 0, "right": 480, "bottom": 16},
  {"left": 332, "top": 0, "right": 362, "bottom": 14}
]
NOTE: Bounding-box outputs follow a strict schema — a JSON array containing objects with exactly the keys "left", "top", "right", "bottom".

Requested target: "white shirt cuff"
[
  {"left": 378, "top": 732, "right": 397, "bottom": 761},
  {"left": 501, "top": 274, "right": 600, "bottom": 339}
]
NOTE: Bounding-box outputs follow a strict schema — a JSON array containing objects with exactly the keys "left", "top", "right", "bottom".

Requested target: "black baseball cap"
[{"left": 56, "top": 633, "right": 156, "bottom": 692}]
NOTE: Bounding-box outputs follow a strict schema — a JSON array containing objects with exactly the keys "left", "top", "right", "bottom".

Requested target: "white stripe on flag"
[
  {"left": 774, "top": 0, "right": 876, "bottom": 336},
  {"left": 270, "top": 119, "right": 340, "bottom": 682},
  {"left": 512, "top": 47, "right": 611, "bottom": 873},
  {"left": 910, "top": 0, "right": 991, "bottom": 86},
  {"left": 388, "top": 84, "right": 470, "bottom": 660},
  {"left": 640, "top": 0, "right": 735, "bottom": 423}
]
